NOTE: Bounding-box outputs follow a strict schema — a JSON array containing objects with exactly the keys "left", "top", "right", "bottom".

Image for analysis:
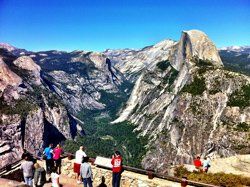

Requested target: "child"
[
  {"left": 203, "top": 157, "right": 211, "bottom": 173},
  {"left": 51, "top": 167, "right": 60, "bottom": 187}
]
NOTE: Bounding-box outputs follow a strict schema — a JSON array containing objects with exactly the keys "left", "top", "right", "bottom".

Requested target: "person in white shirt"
[
  {"left": 203, "top": 157, "right": 211, "bottom": 173},
  {"left": 20, "top": 156, "right": 34, "bottom": 186},
  {"left": 74, "top": 146, "right": 87, "bottom": 184},
  {"left": 51, "top": 167, "right": 60, "bottom": 187}
]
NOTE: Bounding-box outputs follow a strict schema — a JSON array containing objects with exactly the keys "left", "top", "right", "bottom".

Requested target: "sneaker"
[{"left": 77, "top": 180, "right": 82, "bottom": 184}]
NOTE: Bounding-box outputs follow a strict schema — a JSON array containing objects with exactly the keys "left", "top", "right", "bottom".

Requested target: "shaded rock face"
[
  {"left": 113, "top": 30, "right": 250, "bottom": 173},
  {"left": 24, "top": 108, "right": 44, "bottom": 155}
]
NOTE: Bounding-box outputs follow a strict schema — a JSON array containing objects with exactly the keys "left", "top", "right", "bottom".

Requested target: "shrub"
[
  {"left": 0, "top": 97, "right": 35, "bottom": 118},
  {"left": 235, "top": 122, "right": 250, "bottom": 132},
  {"left": 174, "top": 166, "right": 250, "bottom": 187},
  {"left": 191, "top": 56, "right": 215, "bottom": 75},
  {"left": 182, "top": 76, "right": 206, "bottom": 95},
  {"left": 228, "top": 84, "right": 250, "bottom": 109}
]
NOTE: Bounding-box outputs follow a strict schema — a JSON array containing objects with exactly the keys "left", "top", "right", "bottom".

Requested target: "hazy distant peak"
[
  {"left": 0, "top": 43, "right": 17, "bottom": 51},
  {"left": 219, "top": 46, "right": 250, "bottom": 53}
]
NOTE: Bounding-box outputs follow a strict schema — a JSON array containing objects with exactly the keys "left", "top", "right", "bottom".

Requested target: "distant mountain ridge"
[
  {"left": 219, "top": 46, "right": 250, "bottom": 76},
  {"left": 220, "top": 46, "right": 250, "bottom": 53}
]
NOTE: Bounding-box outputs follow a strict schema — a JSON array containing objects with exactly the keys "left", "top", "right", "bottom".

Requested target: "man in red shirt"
[
  {"left": 111, "top": 151, "right": 122, "bottom": 187},
  {"left": 193, "top": 156, "right": 202, "bottom": 171}
]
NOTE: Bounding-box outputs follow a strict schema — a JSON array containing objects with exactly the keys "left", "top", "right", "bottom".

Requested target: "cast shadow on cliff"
[{"left": 42, "top": 118, "right": 66, "bottom": 150}]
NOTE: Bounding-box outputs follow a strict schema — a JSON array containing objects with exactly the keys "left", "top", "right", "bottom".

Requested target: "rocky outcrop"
[
  {"left": 0, "top": 58, "right": 22, "bottom": 92},
  {"left": 0, "top": 51, "right": 74, "bottom": 168},
  {"left": 0, "top": 114, "right": 22, "bottom": 168},
  {"left": 24, "top": 108, "right": 44, "bottom": 155},
  {"left": 13, "top": 56, "right": 41, "bottom": 85},
  {"left": 113, "top": 30, "right": 250, "bottom": 173},
  {"left": 33, "top": 50, "right": 129, "bottom": 114},
  {"left": 104, "top": 39, "right": 177, "bottom": 81},
  {"left": 0, "top": 47, "right": 131, "bottom": 168}
]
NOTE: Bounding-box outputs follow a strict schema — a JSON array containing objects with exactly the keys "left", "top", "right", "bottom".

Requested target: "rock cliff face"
[
  {"left": 0, "top": 58, "right": 22, "bottom": 92},
  {"left": 104, "top": 39, "right": 177, "bottom": 82},
  {"left": 0, "top": 50, "right": 73, "bottom": 167},
  {"left": 31, "top": 50, "right": 130, "bottom": 114},
  {"left": 112, "top": 30, "right": 250, "bottom": 173},
  {"left": 0, "top": 47, "right": 131, "bottom": 168}
]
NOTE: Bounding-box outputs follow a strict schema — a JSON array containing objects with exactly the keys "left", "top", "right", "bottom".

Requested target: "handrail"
[{"left": 0, "top": 159, "right": 22, "bottom": 176}]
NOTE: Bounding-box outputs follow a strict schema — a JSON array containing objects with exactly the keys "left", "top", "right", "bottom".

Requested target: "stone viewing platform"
[
  {"left": 0, "top": 157, "right": 193, "bottom": 187},
  {"left": 58, "top": 157, "right": 186, "bottom": 187},
  {"left": 7, "top": 155, "right": 250, "bottom": 186}
]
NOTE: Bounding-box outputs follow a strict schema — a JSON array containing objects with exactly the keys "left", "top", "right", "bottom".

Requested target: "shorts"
[{"left": 74, "top": 163, "right": 81, "bottom": 174}]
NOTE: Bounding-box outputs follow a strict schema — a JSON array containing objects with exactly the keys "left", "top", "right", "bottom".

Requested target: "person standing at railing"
[
  {"left": 193, "top": 156, "right": 202, "bottom": 172},
  {"left": 43, "top": 144, "right": 54, "bottom": 174},
  {"left": 53, "top": 144, "right": 63, "bottom": 174},
  {"left": 80, "top": 156, "right": 93, "bottom": 187},
  {"left": 111, "top": 151, "right": 123, "bottom": 187},
  {"left": 74, "top": 146, "right": 87, "bottom": 184},
  {"left": 33, "top": 163, "right": 46, "bottom": 187},
  {"left": 20, "top": 156, "right": 34, "bottom": 187},
  {"left": 202, "top": 157, "right": 211, "bottom": 173}
]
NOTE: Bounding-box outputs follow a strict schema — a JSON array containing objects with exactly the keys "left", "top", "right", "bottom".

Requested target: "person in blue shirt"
[{"left": 43, "top": 144, "right": 54, "bottom": 174}]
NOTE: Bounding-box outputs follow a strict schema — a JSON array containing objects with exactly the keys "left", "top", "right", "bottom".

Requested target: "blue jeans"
[
  {"left": 24, "top": 176, "right": 33, "bottom": 186},
  {"left": 112, "top": 172, "right": 121, "bottom": 187},
  {"left": 83, "top": 177, "right": 93, "bottom": 187}
]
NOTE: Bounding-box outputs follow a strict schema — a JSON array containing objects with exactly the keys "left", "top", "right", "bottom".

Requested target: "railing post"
[
  {"left": 181, "top": 176, "right": 188, "bottom": 187},
  {"left": 6, "top": 164, "right": 11, "bottom": 172},
  {"left": 147, "top": 170, "right": 154, "bottom": 179}
]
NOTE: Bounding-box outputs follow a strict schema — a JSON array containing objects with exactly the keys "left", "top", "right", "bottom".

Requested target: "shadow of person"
[{"left": 98, "top": 176, "right": 107, "bottom": 187}]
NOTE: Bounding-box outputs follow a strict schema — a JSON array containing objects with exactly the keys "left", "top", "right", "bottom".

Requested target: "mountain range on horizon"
[
  {"left": 0, "top": 30, "right": 249, "bottom": 173},
  {"left": 1, "top": 41, "right": 250, "bottom": 54}
]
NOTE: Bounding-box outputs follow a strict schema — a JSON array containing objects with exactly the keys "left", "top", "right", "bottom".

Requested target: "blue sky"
[{"left": 0, "top": 0, "right": 249, "bottom": 52}]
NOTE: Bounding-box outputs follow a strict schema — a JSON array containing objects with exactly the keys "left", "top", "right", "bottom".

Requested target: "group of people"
[
  {"left": 20, "top": 144, "right": 63, "bottom": 187},
  {"left": 20, "top": 144, "right": 123, "bottom": 187},
  {"left": 193, "top": 156, "right": 211, "bottom": 173},
  {"left": 43, "top": 144, "right": 63, "bottom": 175},
  {"left": 73, "top": 146, "right": 123, "bottom": 187},
  {"left": 20, "top": 153, "right": 46, "bottom": 187}
]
